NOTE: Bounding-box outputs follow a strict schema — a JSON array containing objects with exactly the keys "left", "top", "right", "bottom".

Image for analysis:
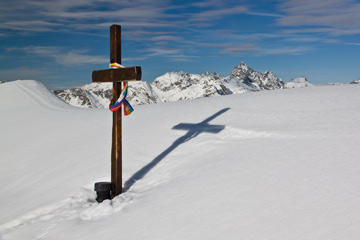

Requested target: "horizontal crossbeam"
[{"left": 92, "top": 66, "right": 141, "bottom": 82}]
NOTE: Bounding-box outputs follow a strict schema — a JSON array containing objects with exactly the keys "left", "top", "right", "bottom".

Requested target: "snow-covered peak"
[
  {"left": 232, "top": 62, "right": 252, "bottom": 73},
  {"left": 152, "top": 71, "right": 227, "bottom": 102},
  {"left": 230, "top": 62, "right": 253, "bottom": 79},
  {"left": 153, "top": 71, "right": 189, "bottom": 88},
  {"left": 285, "top": 77, "right": 313, "bottom": 89},
  {"left": 263, "top": 71, "right": 277, "bottom": 80},
  {"left": 350, "top": 78, "right": 360, "bottom": 84},
  {"left": 229, "top": 63, "right": 284, "bottom": 90},
  {"left": 152, "top": 71, "right": 222, "bottom": 89}
]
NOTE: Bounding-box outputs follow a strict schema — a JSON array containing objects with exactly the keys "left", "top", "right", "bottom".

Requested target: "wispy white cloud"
[
  {"left": 189, "top": 6, "right": 248, "bottom": 22},
  {"left": 122, "top": 57, "right": 147, "bottom": 62},
  {"left": 54, "top": 52, "right": 108, "bottom": 66},
  {"left": 8, "top": 46, "right": 108, "bottom": 66},
  {"left": 70, "top": 21, "right": 176, "bottom": 32},
  {"left": 220, "top": 44, "right": 258, "bottom": 54},
  {"left": 191, "top": 0, "right": 228, "bottom": 8},
  {"left": 261, "top": 46, "right": 312, "bottom": 55},
  {"left": 0, "top": 0, "right": 178, "bottom": 34},
  {"left": 149, "top": 36, "right": 184, "bottom": 41},
  {"left": 144, "top": 47, "right": 196, "bottom": 62},
  {"left": 277, "top": 0, "right": 360, "bottom": 35},
  {"left": 323, "top": 39, "right": 340, "bottom": 44},
  {"left": 199, "top": 43, "right": 258, "bottom": 55},
  {"left": 145, "top": 47, "right": 181, "bottom": 57},
  {"left": 284, "top": 37, "right": 320, "bottom": 42},
  {"left": 43, "top": 6, "right": 176, "bottom": 21},
  {"left": 345, "top": 42, "right": 360, "bottom": 46},
  {"left": 281, "top": 28, "right": 335, "bottom": 34},
  {"left": 216, "top": 32, "right": 283, "bottom": 42},
  {"left": 191, "top": 1, "right": 282, "bottom": 18},
  {"left": 281, "top": 27, "right": 360, "bottom": 35},
  {"left": 246, "top": 11, "right": 283, "bottom": 18},
  {"left": 323, "top": 39, "right": 360, "bottom": 46},
  {"left": 1, "top": 21, "right": 62, "bottom": 32},
  {"left": 198, "top": 41, "right": 311, "bottom": 56},
  {"left": 0, "top": 0, "right": 283, "bottom": 52},
  {"left": 7, "top": 46, "right": 60, "bottom": 55}
]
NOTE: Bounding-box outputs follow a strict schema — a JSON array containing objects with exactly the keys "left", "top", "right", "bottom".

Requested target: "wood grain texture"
[{"left": 92, "top": 67, "right": 141, "bottom": 82}]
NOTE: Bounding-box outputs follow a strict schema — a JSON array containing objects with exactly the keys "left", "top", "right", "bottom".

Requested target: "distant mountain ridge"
[
  {"left": 350, "top": 78, "right": 360, "bottom": 84},
  {"left": 285, "top": 77, "right": 313, "bottom": 89},
  {"left": 54, "top": 62, "right": 313, "bottom": 108}
]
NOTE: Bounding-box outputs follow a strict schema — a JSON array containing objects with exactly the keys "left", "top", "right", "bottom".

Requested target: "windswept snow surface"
[{"left": 1, "top": 80, "right": 360, "bottom": 239}]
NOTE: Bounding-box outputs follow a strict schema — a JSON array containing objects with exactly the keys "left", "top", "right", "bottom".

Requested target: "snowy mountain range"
[{"left": 54, "top": 62, "right": 313, "bottom": 108}]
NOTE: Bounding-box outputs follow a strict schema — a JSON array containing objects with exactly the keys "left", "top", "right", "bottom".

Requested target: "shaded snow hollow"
[{"left": 1, "top": 80, "right": 360, "bottom": 240}]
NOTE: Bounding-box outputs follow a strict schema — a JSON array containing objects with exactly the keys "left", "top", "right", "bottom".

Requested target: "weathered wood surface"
[
  {"left": 112, "top": 81, "right": 122, "bottom": 197},
  {"left": 109, "top": 24, "right": 123, "bottom": 197},
  {"left": 92, "top": 67, "right": 142, "bottom": 82},
  {"left": 91, "top": 24, "right": 142, "bottom": 198},
  {"left": 110, "top": 24, "right": 121, "bottom": 64}
]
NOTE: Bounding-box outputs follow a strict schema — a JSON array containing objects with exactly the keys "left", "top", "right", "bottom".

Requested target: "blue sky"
[{"left": 0, "top": 0, "right": 359, "bottom": 89}]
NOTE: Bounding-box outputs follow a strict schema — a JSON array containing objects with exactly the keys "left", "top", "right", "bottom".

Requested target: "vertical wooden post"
[{"left": 110, "top": 25, "right": 122, "bottom": 197}]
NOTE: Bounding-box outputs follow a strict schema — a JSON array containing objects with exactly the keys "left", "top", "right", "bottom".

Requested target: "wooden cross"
[{"left": 92, "top": 24, "right": 141, "bottom": 197}]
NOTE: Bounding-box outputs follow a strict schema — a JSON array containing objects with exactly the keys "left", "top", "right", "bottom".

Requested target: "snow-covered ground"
[{"left": 1, "top": 80, "right": 360, "bottom": 239}]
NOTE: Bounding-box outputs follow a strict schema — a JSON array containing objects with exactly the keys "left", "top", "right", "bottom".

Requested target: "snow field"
[{"left": 1, "top": 80, "right": 360, "bottom": 239}]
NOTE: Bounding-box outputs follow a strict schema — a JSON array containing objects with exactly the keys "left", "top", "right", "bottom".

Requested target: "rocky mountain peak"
[
  {"left": 230, "top": 62, "right": 253, "bottom": 78},
  {"left": 234, "top": 62, "right": 252, "bottom": 72},
  {"left": 229, "top": 63, "right": 284, "bottom": 90}
]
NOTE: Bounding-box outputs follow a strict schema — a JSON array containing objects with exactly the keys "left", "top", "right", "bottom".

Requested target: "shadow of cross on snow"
[{"left": 123, "top": 108, "right": 230, "bottom": 191}]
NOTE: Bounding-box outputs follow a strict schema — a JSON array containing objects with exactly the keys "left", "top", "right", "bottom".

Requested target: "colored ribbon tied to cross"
[{"left": 108, "top": 63, "right": 134, "bottom": 115}]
